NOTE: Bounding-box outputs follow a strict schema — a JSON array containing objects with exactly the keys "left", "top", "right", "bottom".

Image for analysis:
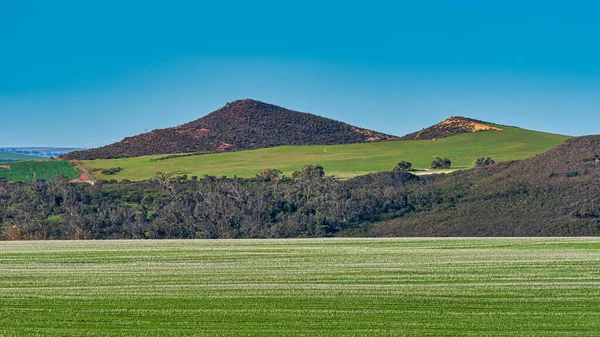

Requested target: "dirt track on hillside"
[{"left": 69, "top": 160, "right": 94, "bottom": 185}]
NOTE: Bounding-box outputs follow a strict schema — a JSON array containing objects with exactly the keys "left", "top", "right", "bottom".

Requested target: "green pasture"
[
  {"left": 0, "top": 160, "right": 80, "bottom": 182},
  {"left": 0, "top": 238, "right": 598, "bottom": 336},
  {"left": 82, "top": 126, "right": 570, "bottom": 181}
]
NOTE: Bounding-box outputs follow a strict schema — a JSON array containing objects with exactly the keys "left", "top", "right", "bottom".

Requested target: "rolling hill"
[
  {"left": 0, "top": 153, "right": 45, "bottom": 162},
  {"left": 62, "top": 99, "right": 400, "bottom": 160},
  {"left": 80, "top": 124, "right": 570, "bottom": 181},
  {"left": 369, "top": 135, "right": 600, "bottom": 236}
]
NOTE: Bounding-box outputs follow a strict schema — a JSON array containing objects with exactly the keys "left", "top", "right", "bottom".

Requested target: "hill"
[
  {"left": 80, "top": 124, "right": 569, "bottom": 181},
  {"left": 400, "top": 116, "right": 503, "bottom": 140},
  {"left": 0, "top": 153, "right": 45, "bottom": 162},
  {"left": 62, "top": 99, "right": 400, "bottom": 160},
  {"left": 369, "top": 135, "right": 600, "bottom": 236}
]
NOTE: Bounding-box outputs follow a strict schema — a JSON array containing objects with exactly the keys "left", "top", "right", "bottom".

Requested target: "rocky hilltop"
[
  {"left": 400, "top": 116, "right": 502, "bottom": 140},
  {"left": 63, "top": 99, "right": 400, "bottom": 160}
]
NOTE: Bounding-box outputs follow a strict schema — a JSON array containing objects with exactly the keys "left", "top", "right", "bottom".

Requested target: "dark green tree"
[
  {"left": 292, "top": 165, "right": 325, "bottom": 180},
  {"left": 393, "top": 161, "right": 412, "bottom": 172},
  {"left": 430, "top": 157, "right": 451, "bottom": 169}
]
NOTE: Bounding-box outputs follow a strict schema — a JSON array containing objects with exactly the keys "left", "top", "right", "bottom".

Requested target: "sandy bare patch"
[{"left": 412, "top": 169, "right": 455, "bottom": 176}]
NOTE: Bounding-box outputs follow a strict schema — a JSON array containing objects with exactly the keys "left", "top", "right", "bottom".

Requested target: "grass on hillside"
[
  {"left": 0, "top": 160, "right": 81, "bottom": 182},
  {"left": 0, "top": 238, "right": 598, "bottom": 336},
  {"left": 82, "top": 126, "right": 570, "bottom": 181}
]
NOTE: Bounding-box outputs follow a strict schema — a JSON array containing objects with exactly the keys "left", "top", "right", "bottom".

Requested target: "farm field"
[
  {"left": 81, "top": 126, "right": 569, "bottom": 181},
  {"left": 0, "top": 238, "right": 598, "bottom": 336},
  {"left": 0, "top": 160, "right": 81, "bottom": 182}
]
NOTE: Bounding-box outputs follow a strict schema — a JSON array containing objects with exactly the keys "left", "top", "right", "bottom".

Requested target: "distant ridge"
[
  {"left": 62, "top": 99, "right": 400, "bottom": 160},
  {"left": 400, "top": 116, "right": 502, "bottom": 141},
  {"left": 0, "top": 147, "right": 82, "bottom": 158}
]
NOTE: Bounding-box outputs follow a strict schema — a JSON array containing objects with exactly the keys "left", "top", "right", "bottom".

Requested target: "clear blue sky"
[{"left": 1, "top": 1, "right": 599, "bottom": 147}]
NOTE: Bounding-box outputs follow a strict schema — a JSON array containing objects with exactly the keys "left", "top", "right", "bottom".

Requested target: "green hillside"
[
  {"left": 0, "top": 160, "right": 81, "bottom": 182},
  {"left": 0, "top": 153, "right": 45, "bottom": 162},
  {"left": 81, "top": 126, "right": 570, "bottom": 181}
]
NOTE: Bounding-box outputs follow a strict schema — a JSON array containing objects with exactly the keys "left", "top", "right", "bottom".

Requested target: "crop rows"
[
  {"left": 0, "top": 238, "right": 598, "bottom": 336},
  {"left": 0, "top": 160, "right": 80, "bottom": 182}
]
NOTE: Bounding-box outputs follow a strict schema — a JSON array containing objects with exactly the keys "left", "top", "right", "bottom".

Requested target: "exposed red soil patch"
[
  {"left": 216, "top": 142, "right": 233, "bottom": 151},
  {"left": 69, "top": 160, "right": 94, "bottom": 185}
]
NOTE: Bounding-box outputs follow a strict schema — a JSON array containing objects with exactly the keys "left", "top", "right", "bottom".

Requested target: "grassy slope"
[
  {"left": 0, "top": 153, "right": 45, "bottom": 162},
  {"left": 0, "top": 238, "right": 598, "bottom": 336},
  {"left": 81, "top": 126, "right": 570, "bottom": 181},
  {"left": 0, "top": 160, "right": 81, "bottom": 182}
]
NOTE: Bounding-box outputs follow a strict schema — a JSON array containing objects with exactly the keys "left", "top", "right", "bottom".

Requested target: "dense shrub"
[
  {"left": 101, "top": 167, "right": 122, "bottom": 175},
  {"left": 430, "top": 157, "right": 451, "bottom": 169},
  {"left": 475, "top": 157, "right": 495, "bottom": 167},
  {"left": 565, "top": 171, "right": 579, "bottom": 178},
  {"left": 393, "top": 161, "right": 412, "bottom": 172}
]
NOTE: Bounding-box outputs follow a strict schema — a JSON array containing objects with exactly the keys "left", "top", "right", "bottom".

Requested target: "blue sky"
[{"left": 1, "top": 1, "right": 599, "bottom": 147}]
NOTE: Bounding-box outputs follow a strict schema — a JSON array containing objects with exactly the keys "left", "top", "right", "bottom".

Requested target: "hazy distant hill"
[
  {"left": 0, "top": 152, "right": 44, "bottom": 162},
  {"left": 400, "top": 116, "right": 503, "bottom": 140},
  {"left": 63, "top": 99, "right": 400, "bottom": 160},
  {"left": 0, "top": 147, "right": 82, "bottom": 158}
]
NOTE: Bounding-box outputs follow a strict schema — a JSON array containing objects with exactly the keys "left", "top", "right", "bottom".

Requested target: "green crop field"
[
  {"left": 0, "top": 160, "right": 81, "bottom": 182},
  {"left": 81, "top": 126, "right": 570, "bottom": 181},
  {"left": 0, "top": 238, "right": 598, "bottom": 336}
]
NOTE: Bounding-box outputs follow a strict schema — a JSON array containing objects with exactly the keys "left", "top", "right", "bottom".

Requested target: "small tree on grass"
[
  {"left": 430, "top": 157, "right": 451, "bottom": 169},
  {"left": 393, "top": 161, "right": 412, "bottom": 172},
  {"left": 475, "top": 157, "right": 495, "bottom": 168}
]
